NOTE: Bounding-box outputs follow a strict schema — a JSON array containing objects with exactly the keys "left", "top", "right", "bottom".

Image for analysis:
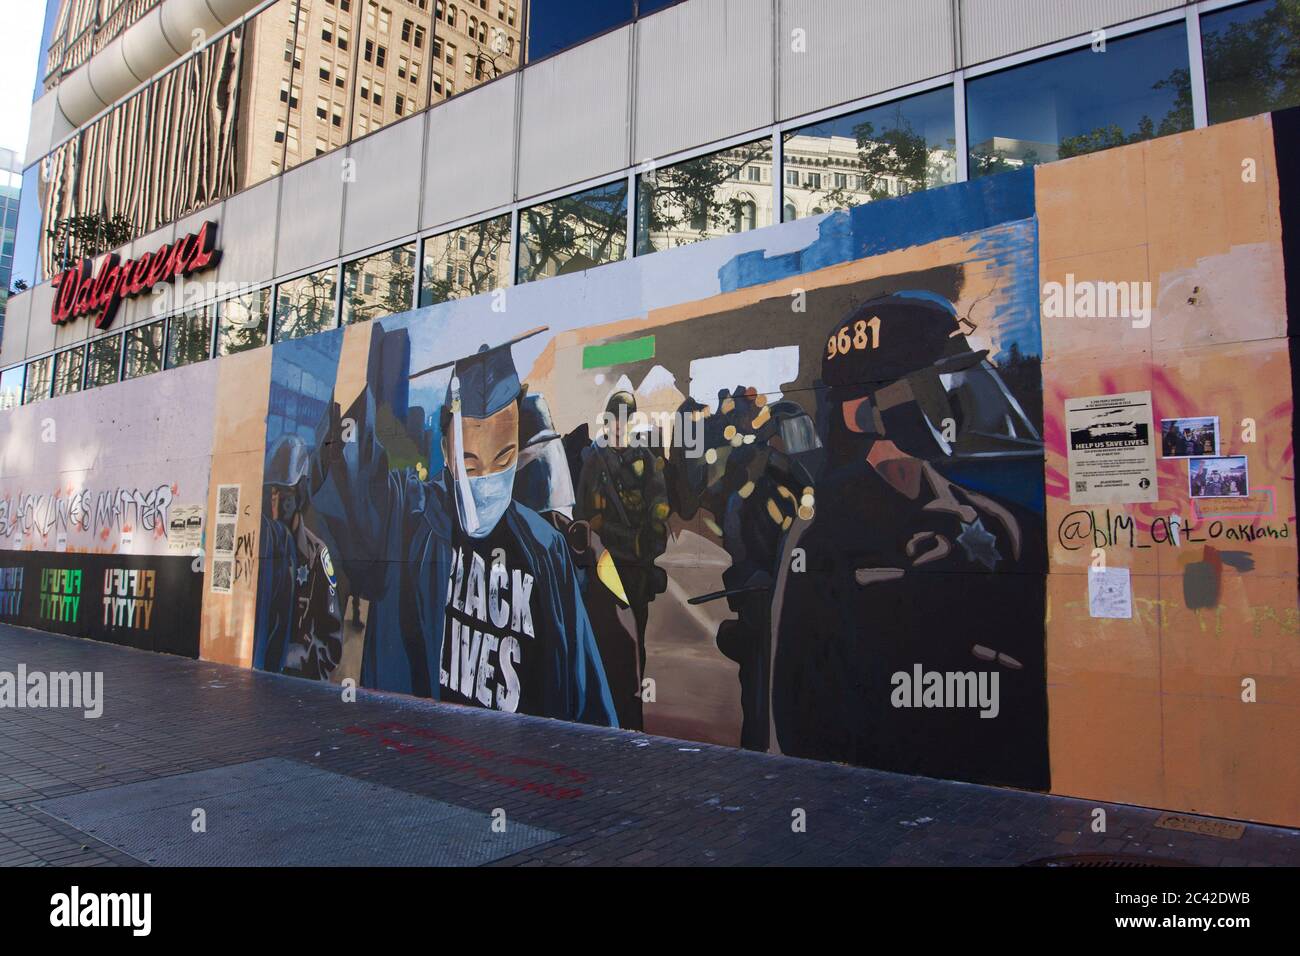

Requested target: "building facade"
[{"left": 1, "top": 0, "right": 1299, "bottom": 826}]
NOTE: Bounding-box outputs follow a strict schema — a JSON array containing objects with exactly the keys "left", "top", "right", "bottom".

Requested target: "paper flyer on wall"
[
  {"left": 167, "top": 505, "right": 205, "bottom": 554},
  {"left": 1065, "top": 391, "right": 1158, "bottom": 505}
]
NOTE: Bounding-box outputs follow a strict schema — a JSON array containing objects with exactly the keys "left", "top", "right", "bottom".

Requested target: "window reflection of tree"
[
  {"left": 219, "top": 291, "right": 270, "bottom": 355},
  {"left": 420, "top": 217, "right": 510, "bottom": 305},
  {"left": 345, "top": 246, "right": 416, "bottom": 324},
  {"left": 275, "top": 270, "right": 338, "bottom": 341},
  {"left": 169, "top": 308, "right": 213, "bottom": 367},
  {"left": 636, "top": 140, "right": 771, "bottom": 253},
  {"left": 520, "top": 182, "right": 629, "bottom": 282}
]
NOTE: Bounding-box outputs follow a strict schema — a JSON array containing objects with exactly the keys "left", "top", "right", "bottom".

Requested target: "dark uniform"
[
  {"left": 671, "top": 388, "right": 819, "bottom": 751},
  {"left": 575, "top": 392, "right": 670, "bottom": 681},
  {"left": 253, "top": 434, "right": 344, "bottom": 679},
  {"left": 772, "top": 292, "right": 1050, "bottom": 790}
]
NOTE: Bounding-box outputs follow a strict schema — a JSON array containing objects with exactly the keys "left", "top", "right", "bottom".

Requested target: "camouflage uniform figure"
[{"left": 575, "top": 391, "right": 670, "bottom": 682}]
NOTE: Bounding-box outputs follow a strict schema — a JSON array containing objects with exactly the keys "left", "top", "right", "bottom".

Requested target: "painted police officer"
[
  {"left": 772, "top": 292, "right": 1050, "bottom": 789},
  {"left": 253, "top": 433, "right": 344, "bottom": 680}
]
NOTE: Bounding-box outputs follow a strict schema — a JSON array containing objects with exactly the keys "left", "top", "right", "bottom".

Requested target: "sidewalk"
[{"left": 0, "top": 623, "right": 1296, "bottom": 867}]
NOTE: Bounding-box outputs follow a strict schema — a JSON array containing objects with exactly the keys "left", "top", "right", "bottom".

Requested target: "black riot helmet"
[
  {"left": 265, "top": 433, "right": 310, "bottom": 522},
  {"left": 821, "top": 291, "right": 1041, "bottom": 462}
]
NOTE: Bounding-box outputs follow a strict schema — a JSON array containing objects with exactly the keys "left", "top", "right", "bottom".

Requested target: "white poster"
[
  {"left": 1089, "top": 567, "right": 1133, "bottom": 619},
  {"left": 167, "top": 505, "right": 205, "bottom": 554},
  {"left": 1065, "top": 391, "right": 1158, "bottom": 505}
]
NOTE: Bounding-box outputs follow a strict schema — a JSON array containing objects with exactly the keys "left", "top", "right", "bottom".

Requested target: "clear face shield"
[
  {"left": 777, "top": 413, "right": 822, "bottom": 456},
  {"left": 841, "top": 351, "right": 1042, "bottom": 461},
  {"left": 515, "top": 436, "right": 577, "bottom": 519}
]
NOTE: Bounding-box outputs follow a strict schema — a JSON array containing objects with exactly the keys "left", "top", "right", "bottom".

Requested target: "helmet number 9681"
[{"left": 827, "top": 315, "right": 881, "bottom": 359}]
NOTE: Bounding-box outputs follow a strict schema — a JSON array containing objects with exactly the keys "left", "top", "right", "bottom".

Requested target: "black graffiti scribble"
[{"left": 234, "top": 530, "right": 257, "bottom": 584}]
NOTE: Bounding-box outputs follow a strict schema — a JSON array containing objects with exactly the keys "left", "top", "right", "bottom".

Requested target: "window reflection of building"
[
  {"left": 343, "top": 242, "right": 417, "bottom": 324},
  {"left": 0, "top": 148, "right": 21, "bottom": 338},
  {"left": 419, "top": 215, "right": 512, "bottom": 306},
  {"left": 518, "top": 181, "right": 628, "bottom": 284}
]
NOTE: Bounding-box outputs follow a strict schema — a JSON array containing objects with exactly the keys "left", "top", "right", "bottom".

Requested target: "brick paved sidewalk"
[{"left": 0, "top": 623, "right": 1296, "bottom": 867}]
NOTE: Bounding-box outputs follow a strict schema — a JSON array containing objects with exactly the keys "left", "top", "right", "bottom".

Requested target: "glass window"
[
  {"left": 274, "top": 267, "right": 339, "bottom": 341},
  {"left": 525, "top": 0, "right": 633, "bottom": 63},
  {"left": 967, "top": 23, "right": 1191, "bottom": 176},
  {"left": 419, "top": 215, "right": 512, "bottom": 305},
  {"left": 342, "top": 242, "right": 417, "bottom": 323},
  {"left": 635, "top": 138, "right": 773, "bottom": 255},
  {"left": 123, "top": 321, "right": 165, "bottom": 380},
  {"left": 1202, "top": 0, "right": 1300, "bottom": 124},
  {"left": 782, "top": 87, "right": 955, "bottom": 222},
  {"left": 51, "top": 346, "right": 84, "bottom": 397},
  {"left": 242, "top": 1, "right": 300, "bottom": 182},
  {"left": 167, "top": 306, "right": 214, "bottom": 368},
  {"left": 217, "top": 287, "right": 272, "bottom": 356},
  {"left": 85, "top": 336, "right": 122, "bottom": 388},
  {"left": 0, "top": 365, "right": 23, "bottom": 410},
  {"left": 517, "top": 180, "right": 628, "bottom": 284},
  {"left": 9, "top": 166, "right": 41, "bottom": 294},
  {"left": 23, "top": 357, "right": 53, "bottom": 404}
]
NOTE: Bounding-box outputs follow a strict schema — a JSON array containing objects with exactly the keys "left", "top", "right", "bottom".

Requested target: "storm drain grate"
[
  {"left": 35, "top": 757, "right": 559, "bottom": 866},
  {"left": 1023, "top": 853, "right": 1191, "bottom": 867}
]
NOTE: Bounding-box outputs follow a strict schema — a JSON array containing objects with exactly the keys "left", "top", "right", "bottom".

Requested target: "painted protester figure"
[
  {"left": 253, "top": 434, "right": 344, "bottom": 679},
  {"left": 772, "top": 292, "right": 1050, "bottom": 789},
  {"left": 307, "top": 327, "right": 618, "bottom": 727},
  {"left": 575, "top": 390, "right": 670, "bottom": 682}
]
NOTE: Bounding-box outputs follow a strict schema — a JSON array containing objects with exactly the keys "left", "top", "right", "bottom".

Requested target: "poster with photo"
[
  {"left": 1160, "top": 416, "right": 1219, "bottom": 458},
  {"left": 1065, "top": 391, "right": 1159, "bottom": 504},
  {"left": 1189, "top": 456, "right": 1249, "bottom": 498}
]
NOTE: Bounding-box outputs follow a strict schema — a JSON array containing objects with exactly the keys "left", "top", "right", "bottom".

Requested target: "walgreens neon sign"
[{"left": 51, "top": 220, "right": 221, "bottom": 329}]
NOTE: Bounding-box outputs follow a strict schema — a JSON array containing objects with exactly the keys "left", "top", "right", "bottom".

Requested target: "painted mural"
[
  {"left": 246, "top": 171, "right": 1052, "bottom": 789},
  {"left": 2, "top": 112, "right": 1298, "bottom": 825}
]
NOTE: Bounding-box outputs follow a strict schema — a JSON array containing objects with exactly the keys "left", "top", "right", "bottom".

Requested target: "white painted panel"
[
  {"left": 517, "top": 27, "right": 632, "bottom": 200},
  {"left": 635, "top": 0, "right": 775, "bottom": 161},
  {"left": 1, "top": 291, "right": 32, "bottom": 365},
  {"left": 219, "top": 177, "right": 280, "bottom": 286},
  {"left": 422, "top": 73, "right": 518, "bottom": 229},
  {"left": 343, "top": 114, "right": 425, "bottom": 256},
  {"left": 25, "top": 92, "right": 65, "bottom": 166},
  {"left": 25, "top": 283, "right": 58, "bottom": 357},
  {"left": 960, "top": 0, "right": 1184, "bottom": 66},
  {"left": 779, "top": 0, "right": 955, "bottom": 122},
  {"left": 274, "top": 155, "right": 345, "bottom": 276}
]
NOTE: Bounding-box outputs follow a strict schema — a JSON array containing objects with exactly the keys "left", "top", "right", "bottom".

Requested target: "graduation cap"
[
  {"left": 409, "top": 326, "right": 548, "bottom": 419},
  {"left": 409, "top": 326, "right": 548, "bottom": 536}
]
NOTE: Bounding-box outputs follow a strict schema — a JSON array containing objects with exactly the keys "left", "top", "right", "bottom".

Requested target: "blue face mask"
[{"left": 458, "top": 462, "right": 516, "bottom": 538}]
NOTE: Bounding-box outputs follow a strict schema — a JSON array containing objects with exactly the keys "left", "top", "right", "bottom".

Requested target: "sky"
[{"left": 0, "top": 0, "right": 52, "bottom": 158}]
